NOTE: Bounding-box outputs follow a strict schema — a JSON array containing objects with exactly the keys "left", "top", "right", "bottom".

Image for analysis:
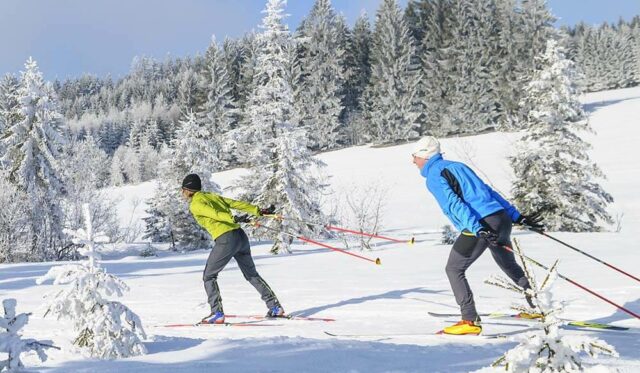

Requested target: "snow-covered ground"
[{"left": 2, "top": 87, "right": 640, "bottom": 372}]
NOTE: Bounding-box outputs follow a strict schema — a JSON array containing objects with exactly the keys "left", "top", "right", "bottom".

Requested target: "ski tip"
[
  {"left": 324, "top": 331, "right": 338, "bottom": 337},
  {"left": 375, "top": 258, "right": 381, "bottom": 265}
]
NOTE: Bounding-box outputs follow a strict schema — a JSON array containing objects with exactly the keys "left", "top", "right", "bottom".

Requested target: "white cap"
[{"left": 412, "top": 136, "right": 440, "bottom": 159}]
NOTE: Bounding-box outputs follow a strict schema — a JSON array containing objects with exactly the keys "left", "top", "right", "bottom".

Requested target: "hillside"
[{"left": 1, "top": 87, "right": 639, "bottom": 372}]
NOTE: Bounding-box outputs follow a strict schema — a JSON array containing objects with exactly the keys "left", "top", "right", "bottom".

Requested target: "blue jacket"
[{"left": 420, "top": 153, "right": 520, "bottom": 234}]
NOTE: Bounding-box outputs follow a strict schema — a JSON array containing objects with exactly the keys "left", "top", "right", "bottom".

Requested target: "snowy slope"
[{"left": 1, "top": 87, "right": 639, "bottom": 372}]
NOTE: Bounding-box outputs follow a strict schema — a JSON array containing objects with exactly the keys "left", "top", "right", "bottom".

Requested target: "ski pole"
[
  {"left": 251, "top": 221, "right": 381, "bottom": 265},
  {"left": 264, "top": 214, "right": 415, "bottom": 245},
  {"left": 528, "top": 228, "right": 640, "bottom": 284},
  {"left": 501, "top": 245, "right": 640, "bottom": 320}
]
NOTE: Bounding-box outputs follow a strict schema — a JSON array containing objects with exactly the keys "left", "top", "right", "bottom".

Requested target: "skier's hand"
[
  {"left": 477, "top": 227, "right": 499, "bottom": 246},
  {"left": 234, "top": 214, "right": 252, "bottom": 224},
  {"left": 259, "top": 204, "right": 276, "bottom": 216},
  {"left": 516, "top": 211, "right": 544, "bottom": 231}
]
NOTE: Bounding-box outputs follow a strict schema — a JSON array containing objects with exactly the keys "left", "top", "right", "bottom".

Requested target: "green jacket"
[{"left": 189, "top": 191, "right": 261, "bottom": 240}]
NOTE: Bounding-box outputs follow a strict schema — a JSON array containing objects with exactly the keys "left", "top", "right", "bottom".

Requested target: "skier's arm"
[
  {"left": 189, "top": 200, "right": 236, "bottom": 224},
  {"left": 439, "top": 169, "right": 484, "bottom": 234},
  {"left": 487, "top": 188, "right": 521, "bottom": 222},
  {"left": 220, "top": 196, "right": 261, "bottom": 217}
]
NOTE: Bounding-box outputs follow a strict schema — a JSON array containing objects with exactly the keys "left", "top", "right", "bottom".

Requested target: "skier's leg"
[
  {"left": 445, "top": 232, "right": 489, "bottom": 321},
  {"left": 486, "top": 211, "right": 530, "bottom": 289},
  {"left": 233, "top": 229, "right": 281, "bottom": 309},
  {"left": 203, "top": 230, "right": 238, "bottom": 313}
]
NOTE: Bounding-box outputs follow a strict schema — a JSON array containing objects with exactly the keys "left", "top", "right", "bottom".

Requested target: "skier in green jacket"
[{"left": 181, "top": 173, "right": 284, "bottom": 324}]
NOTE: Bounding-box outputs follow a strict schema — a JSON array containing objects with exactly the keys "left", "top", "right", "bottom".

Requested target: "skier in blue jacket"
[{"left": 412, "top": 136, "right": 543, "bottom": 335}]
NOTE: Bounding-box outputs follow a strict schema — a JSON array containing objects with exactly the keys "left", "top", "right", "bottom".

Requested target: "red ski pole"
[
  {"left": 528, "top": 228, "right": 640, "bottom": 284},
  {"left": 264, "top": 214, "right": 415, "bottom": 245},
  {"left": 501, "top": 245, "right": 640, "bottom": 320},
  {"left": 252, "top": 221, "right": 381, "bottom": 265}
]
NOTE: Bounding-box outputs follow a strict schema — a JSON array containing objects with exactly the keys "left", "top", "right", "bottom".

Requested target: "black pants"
[
  {"left": 445, "top": 210, "right": 529, "bottom": 321},
  {"left": 203, "top": 228, "right": 280, "bottom": 313}
]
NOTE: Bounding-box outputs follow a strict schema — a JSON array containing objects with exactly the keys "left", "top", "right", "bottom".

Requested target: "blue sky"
[{"left": 0, "top": 0, "right": 638, "bottom": 80}]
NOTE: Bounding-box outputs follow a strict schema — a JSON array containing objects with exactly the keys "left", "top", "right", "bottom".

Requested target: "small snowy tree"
[
  {"left": 441, "top": 225, "right": 457, "bottom": 245},
  {"left": 36, "top": 204, "right": 146, "bottom": 359},
  {"left": 483, "top": 239, "right": 618, "bottom": 372},
  {"left": 143, "top": 148, "right": 210, "bottom": 250},
  {"left": 0, "top": 298, "right": 55, "bottom": 372},
  {"left": 511, "top": 40, "right": 613, "bottom": 232}
]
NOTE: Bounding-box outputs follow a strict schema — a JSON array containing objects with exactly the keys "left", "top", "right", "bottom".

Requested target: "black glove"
[
  {"left": 259, "top": 204, "right": 276, "bottom": 216},
  {"left": 516, "top": 211, "right": 545, "bottom": 231},
  {"left": 234, "top": 214, "right": 251, "bottom": 223},
  {"left": 477, "top": 227, "right": 499, "bottom": 246}
]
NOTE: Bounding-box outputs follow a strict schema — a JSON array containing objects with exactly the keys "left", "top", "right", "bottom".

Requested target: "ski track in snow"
[{"left": 2, "top": 87, "right": 640, "bottom": 372}]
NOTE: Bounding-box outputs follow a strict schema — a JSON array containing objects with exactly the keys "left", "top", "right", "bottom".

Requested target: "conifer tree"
[
  {"left": 0, "top": 74, "right": 21, "bottom": 152},
  {"left": 363, "top": 0, "right": 421, "bottom": 144},
  {"left": 511, "top": 40, "right": 613, "bottom": 232},
  {"left": 343, "top": 12, "right": 372, "bottom": 144},
  {"left": 1, "top": 58, "right": 67, "bottom": 260},
  {"left": 202, "top": 37, "right": 238, "bottom": 167},
  {"left": 235, "top": 0, "right": 326, "bottom": 254},
  {"left": 296, "top": 0, "right": 346, "bottom": 150}
]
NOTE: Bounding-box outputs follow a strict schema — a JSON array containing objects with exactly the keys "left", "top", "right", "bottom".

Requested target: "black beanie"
[{"left": 182, "top": 174, "right": 202, "bottom": 191}]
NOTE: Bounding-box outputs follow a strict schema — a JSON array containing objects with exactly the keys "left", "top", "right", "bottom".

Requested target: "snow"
[{"left": 1, "top": 87, "right": 639, "bottom": 371}]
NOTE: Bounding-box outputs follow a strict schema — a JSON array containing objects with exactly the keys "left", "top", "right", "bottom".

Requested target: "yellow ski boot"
[
  {"left": 442, "top": 320, "right": 482, "bottom": 335},
  {"left": 518, "top": 312, "right": 543, "bottom": 319}
]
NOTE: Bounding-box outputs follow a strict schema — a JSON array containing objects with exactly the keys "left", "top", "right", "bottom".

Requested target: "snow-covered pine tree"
[
  {"left": 363, "top": 0, "right": 421, "bottom": 144},
  {"left": 494, "top": 0, "right": 529, "bottom": 129},
  {"left": 143, "top": 146, "right": 210, "bottom": 250},
  {"left": 511, "top": 40, "right": 613, "bottom": 232},
  {"left": 342, "top": 12, "right": 372, "bottom": 145},
  {"left": 295, "top": 0, "right": 346, "bottom": 151},
  {"left": 36, "top": 204, "right": 146, "bottom": 359},
  {"left": 0, "top": 298, "right": 55, "bottom": 372},
  {"left": 576, "top": 24, "right": 636, "bottom": 92},
  {"left": 60, "top": 135, "right": 120, "bottom": 258},
  {"left": 202, "top": 36, "right": 239, "bottom": 167},
  {"left": 176, "top": 65, "right": 201, "bottom": 114},
  {"left": 236, "top": 33, "right": 261, "bottom": 123},
  {"left": 171, "top": 109, "right": 221, "bottom": 193},
  {"left": 519, "top": 0, "right": 558, "bottom": 74},
  {"left": 413, "top": 0, "right": 452, "bottom": 136},
  {"left": 1, "top": 57, "right": 67, "bottom": 261},
  {"left": 109, "top": 145, "right": 128, "bottom": 186},
  {"left": 234, "top": 0, "right": 326, "bottom": 254},
  {"left": 0, "top": 74, "right": 21, "bottom": 155},
  {"left": 483, "top": 240, "right": 618, "bottom": 372},
  {"left": 633, "top": 18, "right": 640, "bottom": 85},
  {"left": 0, "top": 177, "right": 30, "bottom": 263},
  {"left": 435, "top": 0, "right": 502, "bottom": 134}
]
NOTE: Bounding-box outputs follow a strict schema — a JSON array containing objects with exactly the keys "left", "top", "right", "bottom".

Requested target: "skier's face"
[
  {"left": 181, "top": 188, "right": 193, "bottom": 201},
  {"left": 412, "top": 155, "right": 428, "bottom": 170}
]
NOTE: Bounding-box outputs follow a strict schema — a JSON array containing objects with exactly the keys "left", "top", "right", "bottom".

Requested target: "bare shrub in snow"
[
  {"left": 0, "top": 298, "right": 55, "bottom": 372},
  {"left": 336, "top": 183, "right": 387, "bottom": 251},
  {"left": 36, "top": 205, "right": 146, "bottom": 359},
  {"left": 440, "top": 225, "right": 457, "bottom": 245},
  {"left": 481, "top": 239, "right": 618, "bottom": 372}
]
